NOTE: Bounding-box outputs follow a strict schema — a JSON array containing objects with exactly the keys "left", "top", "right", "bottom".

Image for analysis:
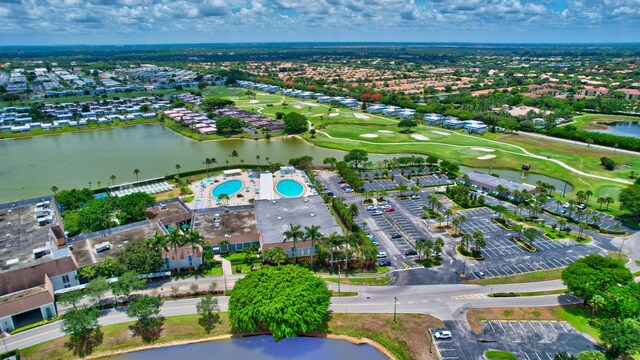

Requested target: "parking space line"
[
  {"left": 518, "top": 320, "right": 526, "bottom": 332},
  {"left": 488, "top": 320, "right": 495, "bottom": 332},
  {"left": 558, "top": 321, "right": 568, "bottom": 332},
  {"left": 523, "top": 352, "right": 531, "bottom": 360},
  {"left": 546, "top": 353, "right": 554, "bottom": 360},
  {"left": 537, "top": 321, "right": 547, "bottom": 334},
  {"left": 535, "top": 352, "right": 543, "bottom": 360},
  {"left": 498, "top": 321, "right": 505, "bottom": 332},
  {"left": 546, "top": 321, "right": 558, "bottom": 333},
  {"left": 508, "top": 321, "right": 516, "bottom": 332},
  {"left": 528, "top": 321, "right": 537, "bottom": 333}
]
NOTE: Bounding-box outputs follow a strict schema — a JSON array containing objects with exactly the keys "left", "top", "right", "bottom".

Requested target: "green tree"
[
  {"left": 324, "top": 233, "right": 344, "bottom": 271},
  {"left": 110, "top": 174, "right": 116, "bottom": 185},
  {"left": 51, "top": 185, "right": 59, "bottom": 194},
  {"left": 397, "top": 182, "right": 408, "bottom": 196},
  {"left": 523, "top": 227, "right": 540, "bottom": 245},
  {"left": 228, "top": 265, "right": 331, "bottom": 341},
  {"left": 61, "top": 307, "right": 102, "bottom": 357},
  {"left": 619, "top": 184, "right": 640, "bottom": 220},
  {"left": 561, "top": 254, "right": 633, "bottom": 304},
  {"left": 216, "top": 116, "right": 245, "bottom": 134},
  {"left": 304, "top": 225, "right": 323, "bottom": 269},
  {"left": 196, "top": 294, "right": 221, "bottom": 334},
  {"left": 398, "top": 119, "right": 418, "bottom": 133},
  {"left": 112, "top": 271, "right": 145, "bottom": 304},
  {"left": 343, "top": 149, "right": 368, "bottom": 169},
  {"left": 282, "top": 112, "right": 309, "bottom": 134},
  {"left": 600, "top": 318, "right": 640, "bottom": 357},
  {"left": 201, "top": 97, "right": 234, "bottom": 111},
  {"left": 57, "top": 290, "right": 85, "bottom": 310},
  {"left": 574, "top": 351, "right": 605, "bottom": 360},
  {"left": 125, "top": 295, "right": 164, "bottom": 342},
  {"left": 283, "top": 223, "right": 304, "bottom": 263},
  {"left": 133, "top": 168, "right": 140, "bottom": 181},
  {"left": 115, "top": 192, "right": 155, "bottom": 225},
  {"left": 166, "top": 229, "right": 186, "bottom": 272},
  {"left": 263, "top": 246, "right": 288, "bottom": 265},
  {"left": 116, "top": 238, "right": 164, "bottom": 274},
  {"left": 85, "top": 276, "right": 110, "bottom": 307}
]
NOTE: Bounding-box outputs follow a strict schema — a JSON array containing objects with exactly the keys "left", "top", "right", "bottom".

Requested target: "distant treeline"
[{"left": 545, "top": 125, "right": 640, "bottom": 152}]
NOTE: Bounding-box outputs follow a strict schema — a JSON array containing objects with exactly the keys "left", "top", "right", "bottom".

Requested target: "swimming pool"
[
  {"left": 212, "top": 179, "right": 243, "bottom": 198},
  {"left": 276, "top": 179, "right": 304, "bottom": 197}
]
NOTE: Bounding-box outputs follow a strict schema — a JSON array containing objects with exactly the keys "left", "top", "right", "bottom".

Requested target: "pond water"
[
  {"left": 460, "top": 166, "right": 573, "bottom": 193},
  {"left": 0, "top": 124, "right": 393, "bottom": 203},
  {"left": 588, "top": 121, "right": 640, "bottom": 138},
  {"left": 105, "top": 335, "right": 389, "bottom": 360}
]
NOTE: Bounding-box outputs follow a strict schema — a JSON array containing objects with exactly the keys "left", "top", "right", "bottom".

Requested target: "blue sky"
[{"left": 0, "top": 0, "right": 638, "bottom": 45}]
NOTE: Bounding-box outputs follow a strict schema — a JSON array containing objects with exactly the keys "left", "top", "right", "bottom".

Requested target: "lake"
[
  {"left": 461, "top": 166, "right": 573, "bottom": 192},
  {"left": 105, "top": 335, "right": 389, "bottom": 360},
  {"left": 589, "top": 121, "right": 640, "bottom": 138},
  {"left": 0, "top": 124, "right": 392, "bottom": 203}
]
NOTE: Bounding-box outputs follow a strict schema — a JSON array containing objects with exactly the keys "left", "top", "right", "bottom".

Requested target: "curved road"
[{"left": 3, "top": 279, "right": 578, "bottom": 352}]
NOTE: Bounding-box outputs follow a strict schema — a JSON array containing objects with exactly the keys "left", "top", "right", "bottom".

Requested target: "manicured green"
[
  {"left": 484, "top": 350, "right": 518, "bottom": 360},
  {"left": 325, "top": 276, "right": 393, "bottom": 286},
  {"left": 469, "top": 268, "right": 565, "bottom": 285}
]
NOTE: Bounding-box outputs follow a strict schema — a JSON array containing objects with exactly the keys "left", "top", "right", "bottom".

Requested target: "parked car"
[
  {"left": 434, "top": 331, "right": 452, "bottom": 339},
  {"left": 376, "top": 251, "right": 387, "bottom": 258},
  {"left": 475, "top": 270, "right": 486, "bottom": 278},
  {"left": 340, "top": 184, "right": 349, "bottom": 189},
  {"left": 391, "top": 233, "right": 403, "bottom": 239},
  {"left": 411, "top": 195, "right": 421, "bottom": 200},
  {"left": 384, "top": 207, "right": 395, "bottom": 213},
  {"left": 344, "top": 188, "right": 354, "bottom": 193},
  {"left": 371, "top": 210, "right": 384, "bottom": 216},
  {"left": 378, "top": 201, "right": 388, "bottom": 206},
  {"left": 404, "top": 249, "right": 417, "bottom": 256},
  {"left": 379, "top": 204, "right": 391, "bottom": 209},
  {"left": 338, "top": 179, "right": 346, "bottom": 184},
  {"left": 366, "top": 205, "right": 378, "bottom": 211},
  {"left": 378, "top": 258, "right": 392, "bottom": 266}
]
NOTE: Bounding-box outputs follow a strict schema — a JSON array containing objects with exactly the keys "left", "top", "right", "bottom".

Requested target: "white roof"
[
  {"left": 259, "top": 172, "right": 275, "bottom": 200},
  {"left": 223, "top": 169, "right": 242, "bottom": 175}
]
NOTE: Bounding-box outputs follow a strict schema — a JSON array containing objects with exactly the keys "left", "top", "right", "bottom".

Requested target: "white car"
[
  {"left": 376, "top": 251, "right": 387, "bottom": 258},
  {"left": 434, "top": 331, "right": 452, "bottom": 339},
  {"left": 371, "top": 210, "right": 384, "bottom": 216}
]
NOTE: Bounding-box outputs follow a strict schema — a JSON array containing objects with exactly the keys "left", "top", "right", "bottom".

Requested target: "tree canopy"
[
  {"left": 343, "top": 149, "right": 368, "bottom": 169},
  {"left": 561, "top": 254, "right": 633, "bottom": 303},
  {"left": 228, "top": 265, "right": 331, "bottom": 341},
  {"left": 216, "top": 116, "right": 245, "bottom": 134},
  {"left": 619, "top": 184, "right": 640, "bottom": 220},
  {"left": 398, "top": 119, "right": 418, "bottom": 133},
  {"left": 282, "top": 112, "right": 309, "bottom": 134},
  {"left": 200, "top": 97, "right": 234, "bottom": 112},
  {"left": 116, "top": 238, "right": 164, "bottom": 274}
]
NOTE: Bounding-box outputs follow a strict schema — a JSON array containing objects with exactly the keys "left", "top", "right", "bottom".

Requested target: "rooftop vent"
[
  {"left": 277, "top": 216, "right": 282, "bottom": 220},
  {"left": 310, "top": 213, "right": 315, "bottom": 217}
]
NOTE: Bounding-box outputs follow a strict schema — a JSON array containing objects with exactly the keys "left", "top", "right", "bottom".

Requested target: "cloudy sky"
[{"left": 0, "top": 0, "right": 638, "bottom": 45}]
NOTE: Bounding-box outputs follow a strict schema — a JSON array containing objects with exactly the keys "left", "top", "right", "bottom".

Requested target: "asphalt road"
[{"left": 4, "top": 280, "right": 579, "bottom": 352}]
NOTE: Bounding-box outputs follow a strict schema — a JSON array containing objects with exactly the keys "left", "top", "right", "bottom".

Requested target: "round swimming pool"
[
  {"left": 276, "top": 179, "right": 304, "bottom": 197},
  {"left": 212, "top": 179, "right": 243, "bottom": 198}
]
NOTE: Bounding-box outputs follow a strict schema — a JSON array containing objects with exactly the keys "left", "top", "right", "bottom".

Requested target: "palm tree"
[
  {"left": 109, "top": 174, "right": 116, "bottom": 186},
  {"left": 147, "top": 232, "right": 167, "bottom": 252},
  {"left": 283, "top": 224, "right": 304, "bottom": 263},
  {"left": 324, "top": 233, "right": 344, "bottom": 271},
  {"left": 347, "top": 203, "right": 360, "bottom": 222},
  {"left": 472, "top": 230, "right": 486, "bottom": 252},
  {"left": 97, "top": 181, "right": 101, "bottom": 188},
  {"left": 218, "top": 193, "right": 230, "bottom": 206},
  {"left": 184, "top": 230, "right": 205, "bottom": 264},
  {"left": 166, "top": 229, "right": 186, "bottom": 272},
  {"left": 445, "top": 208, "right": 453, "bottom": 227},
  {"left": 88, "top": 181, "right": 92, "bottom": 190},
  {"left": 51, "top": 185, "right": 59, "bottom": 194},
  {"left": 605, "top": 197, "right": 614, "bottom": 211},
  {"left": 304, "top": 225, "right": 323, "bottom": 269},
  {"left": 204, "top": 158, "right": 212, "bottom": 176},
  {"left": 523, "top": 227, "right": 539, "bottom": 246},
  {"left": 585, "top": 190, "right": 593, "bottom": 206},
  {"left": 343, "top": 233, "right": 360, "bottom": 276},
  {"left": 457, "top": 215, "right": 467, "bottom": 233},
  {"left": 436, "top": 213, "right": 444, "bottom": 228},
  {"left": 557, "top": 218, "right": 568, "bottom": 234},
  {"left": 451, "top": 218, "right": 461, "bottom": 236},
  {"left": 256, "top": 155, "right": 261, "bottom": 165},
  {"left": 230, "top": 150, "right": 239, "bottom": 164},
  {"left": 461, "top": 233, "right": 473, "bottom": 249},
  {"left": 175, "top": 164, "right": 181, "bottom": 173},
  {"left": 211, "top": 157, "right": 217, "bottom": 167},
  {"left": 411, "top": 185, "right": 420, "bottom": 195},
  {"left": 597, "top": 197, "right": 606, "bottom": 210},
  {"left": 133, "top": 168, "right": 140, "bottom": 181},
  {"left": 577, "top": 222, "right": 588, "bottom": 239},
  {"left": 397, "top": 183, "right": 408, "bottom": 196}
]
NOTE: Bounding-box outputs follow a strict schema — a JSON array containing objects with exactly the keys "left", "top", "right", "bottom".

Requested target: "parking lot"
[
  {"left": 456, "top": 207, "right": 605, "bottom": 280},
  {"left": 432, "top": 320, "right": 599, "bottom": 360},
  {"left": 362, "top": 179, "right": 399, "bottom": 192}
]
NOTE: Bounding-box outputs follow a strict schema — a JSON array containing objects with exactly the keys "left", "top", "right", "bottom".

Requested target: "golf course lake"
[
  {"left": 461, "top": 166, "right": 573, "bottom": 192},
  {"left": 589, "top": 121, "right": 640, "bottom": 138},
  {"left": 105, "top": 335, "right": 389, "bottom": 360},
  {"left": 0, "top": 124, "right": 393, "bottom": 203}
]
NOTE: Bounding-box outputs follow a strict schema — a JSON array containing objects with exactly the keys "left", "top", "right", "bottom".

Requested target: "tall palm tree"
[
  {"left": 347, "top": 203, "right": 360, "bottom": 221},
  {"left": 211, "top": 157, "right": 217, "bottom": 166},
  {"left": 230, "top": 150, "right": 239, "bottom": 164},
  {"left": 166, "top": 230, "right": 186, "bottom": 272},
  {"left": 51, "top": 185, "right": 59, "bottom": 194},
  {"left": 204, "top": 158, "right": 211, "bottom": 176},
  {"left": 597, "top": 197, "right": 606, "bottom": 210},
  {"left": 147, "top": 232, "right": 167, "bottom": 252},
  {"left": 184, "top": 230, "right": 205, "bottom": 263},
  {"left": 585, "top": 190, "right": 593, "bottom": 205},
  {"left": 605, "top": 197, "right": 614, "bottom": 210},
  {"left": 109, "top": 175, "right": 116, "bottom": 186},
  {"left": 133, "top": 168, "right": 140, "bottom": 181},
  {"left": 88, "top": 181, "right": 92, "bottom": 190},
  {"left": 283, "top": 224, "right": 304, "bottom": 263},
  {"left": 256, "top": 155, "right": 261, "bottom": 165},
  {"left": 324, "top": 233, "right": 344, "bottom": 271},
  {"left": 97, "top": 181, "right": 101, "bottom": 188},
  {"left": 343, "top": 233, "right": 360, "bottom": 276},
  {"left": 304, "top": 225, "right": 323, "bottom": 269},
  {"left": 175, "top": 164, "right": 181, "bottom": 173}
]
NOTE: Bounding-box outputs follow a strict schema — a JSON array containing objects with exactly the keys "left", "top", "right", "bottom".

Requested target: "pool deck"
[{"left": 186, "top": 169, "right": 317, "bottom": 209}]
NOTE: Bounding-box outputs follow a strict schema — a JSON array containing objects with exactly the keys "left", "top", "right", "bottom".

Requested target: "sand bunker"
[
  {"left": 471, "top": 147, "right": 495, "bottom": 152},
  {"left": 248, "top": 100, "right": 260, "bottom": 104},
  {"left": 360, "top": 134, "right": 379, "bottom": 138},
  {"left": 301, "top": 102, "right": 320, "bottom": 107},
  {"left": 378, "top": 130, "right": 394, "bottom": 133},
  {"left": 329, "top": 113, "right": 340, "bottom": 117},
  {"left": 431, "top": 130, "right": 451, "bottom": 136},
  {"left": 354, "top": 113, "right": 370, "bottom": 119},
  {"left": 477, "top": 155, "right": 497, "bottom": 160},
  {"left": 411, "top": 134, "right": 430, "bottom": 141}
]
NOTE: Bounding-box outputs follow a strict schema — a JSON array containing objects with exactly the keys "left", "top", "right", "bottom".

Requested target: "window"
[
  {"left": 62, "top": 275, "right": 70, "bottom": 283},
  {"left": 64, "top": 284, "right": 70, "bottom": 289}
]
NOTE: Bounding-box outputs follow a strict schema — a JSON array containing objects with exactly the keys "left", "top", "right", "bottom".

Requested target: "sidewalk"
[{"left": 215, "top": 255, "right": 233, "bottom": 277}]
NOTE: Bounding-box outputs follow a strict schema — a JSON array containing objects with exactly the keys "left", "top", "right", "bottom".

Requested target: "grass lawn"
[
  {"left": 467, "top": 305, "right": 602, "bottom": 342},
  {"left": 467, "top": 268, "right": 564, "bottom": 285},
  {"left": 573, "top": 113, "right": 640, "bottom": 130},
  {"left": 21, "top": 313, "right": 443, "bottom": 360},
  {"left": 484, "top": 350, "right": 518, "bottom": 360},
  {"left": 325, "top": 276, "right": 393, "bottom": 286}
]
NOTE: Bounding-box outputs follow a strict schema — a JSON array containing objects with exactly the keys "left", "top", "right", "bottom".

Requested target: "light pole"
[
  {"left": 393, "top": 296, "right": 398, "bottom": 322},
  {"left": 338, "top": 267, "right": 341, "bottom": 298},
  {"left": 618, "top": 236, "right": 629, "bottom": 257}
]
